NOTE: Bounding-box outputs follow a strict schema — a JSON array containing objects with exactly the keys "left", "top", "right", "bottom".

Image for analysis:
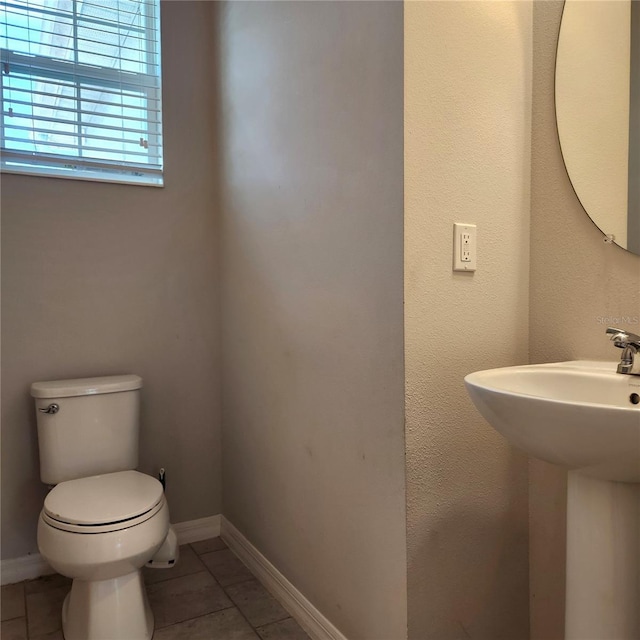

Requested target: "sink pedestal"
[{"left": 565, "top": 473, "right": 639, "bottom": 639}]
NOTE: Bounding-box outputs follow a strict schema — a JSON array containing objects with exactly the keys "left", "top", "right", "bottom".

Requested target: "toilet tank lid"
[{"left": 31, "top": 375, "right": 143, "bottom": 399}]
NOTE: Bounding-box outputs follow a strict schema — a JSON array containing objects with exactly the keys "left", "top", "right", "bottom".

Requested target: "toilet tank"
[{"left": 31, "top": 375, "right": 143, "bottom": 485}]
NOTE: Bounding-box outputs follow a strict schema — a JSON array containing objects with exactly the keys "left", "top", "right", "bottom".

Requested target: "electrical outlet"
[{"left": 453, "top": 223, "right": 477, "bottom": 272}]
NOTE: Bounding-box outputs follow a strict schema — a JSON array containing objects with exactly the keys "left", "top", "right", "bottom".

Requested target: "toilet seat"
[{"left": 43, "top": 470, "right": 164, "bottom": 534}]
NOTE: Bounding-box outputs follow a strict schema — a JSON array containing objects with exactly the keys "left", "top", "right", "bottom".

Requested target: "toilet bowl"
[{"left": 37, "top": 470, "right": 171, "bottom": 640}]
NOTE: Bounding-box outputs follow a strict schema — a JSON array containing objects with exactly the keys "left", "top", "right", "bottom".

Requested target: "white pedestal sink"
[{"left": 464, "top": 361, "right": 640, "bottom": 639}]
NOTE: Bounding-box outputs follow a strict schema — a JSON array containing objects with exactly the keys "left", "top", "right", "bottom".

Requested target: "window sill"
[{"left": 0, "top": 164, "right": 164, "bottom": 188}]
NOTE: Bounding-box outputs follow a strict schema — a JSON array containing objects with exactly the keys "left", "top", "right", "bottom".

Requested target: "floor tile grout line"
[
  {"left": 188, "top": 542, "right": 228, "bottom": 558},
  {"left": 219, "top": 588, "right": 265, "bottom": 638},
  {"left": 147, "top": 551, "right": 255, "bottom": 635},
  {"left": 209, "top": 551, "right": 270, "bottom": 635},
  {"left": 193, "top": 545, "right": 257, "bottom": 591},
  {"left": 215, "top": 567, "right": 294, "bottom": 632},
  {"left": 219, "top": 575, "right": 261, "bottom": 590},
  {"left": 1, "top": 613, "right": 26, "bottom": 623},
  {"left": 143, "top": 563, "right": 209, "bottom": 586},
  {"left": 253, "top": 613, "right": 295, "bottom": 632},
  {"left": 153, "top": 603, "right": 237, "bottom": 633},
  {"left": 190, "top": 555, "right": 220, "bottom": 584},
  {"left": 220, "top": 576, "right": 262, "bottom": 593}
]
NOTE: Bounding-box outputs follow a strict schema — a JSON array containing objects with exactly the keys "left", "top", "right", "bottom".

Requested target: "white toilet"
[{"left": 31, "top": 375, "right": 178, "bottom": 640}]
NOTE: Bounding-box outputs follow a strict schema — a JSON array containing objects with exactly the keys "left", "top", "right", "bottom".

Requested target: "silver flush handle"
[{"left": 38, "top": 403, "right": 59, "bottom": 414}]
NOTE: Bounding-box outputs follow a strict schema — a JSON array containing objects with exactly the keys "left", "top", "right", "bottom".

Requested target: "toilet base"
[{"left": 62, "top": 570, "right": 153, "bottom": 640}]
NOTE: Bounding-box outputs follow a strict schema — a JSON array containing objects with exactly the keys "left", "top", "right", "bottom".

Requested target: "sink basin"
[{"left": 464, "top": 361, "right": 640, "bottom": 482}]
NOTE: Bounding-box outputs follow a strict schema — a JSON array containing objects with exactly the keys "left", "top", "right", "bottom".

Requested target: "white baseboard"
[
  {"left": 174, "top": 514, "right": 220, "bottom": 545},
  {"left": 1, "top": 514, "right": 221, "bottom": 586},
  {"left": 221, "top": 517, "right": 348, "bottom": 640},
  {"left": 0, "top": 553, "right": 56, "bottom": 586}
]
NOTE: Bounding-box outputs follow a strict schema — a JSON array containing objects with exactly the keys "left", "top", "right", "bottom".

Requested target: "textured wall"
[
  {"left": 217, "top": 3, "right": 407, "bottom": 638},
  {"left": 1, "top": 2, "right": 221, "bottom": 560},
  {"left": 530, "top": 2, "right": 640, "bottom": 638},
  {"left": 404, "top": 2, "right": 532, "bottom": 638}
]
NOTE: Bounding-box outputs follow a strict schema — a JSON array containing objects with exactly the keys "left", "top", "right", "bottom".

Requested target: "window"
[{"left": 0, "top": 0, "right": 163, "bottom": 186}]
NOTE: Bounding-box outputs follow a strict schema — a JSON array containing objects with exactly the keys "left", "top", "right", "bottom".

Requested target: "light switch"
[{"left": 453, "top": 223, "right": 477, "bottom": 271}]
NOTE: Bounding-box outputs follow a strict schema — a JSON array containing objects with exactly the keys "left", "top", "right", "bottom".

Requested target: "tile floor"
[{"left": 1, "top": 537, "right": 311, "bottom": 640}]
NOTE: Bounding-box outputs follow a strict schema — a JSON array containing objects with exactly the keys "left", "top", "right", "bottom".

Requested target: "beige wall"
[
  {"left": 216, "top": 2, "right": 406, "bottom": 639},
  {"left": 404, "top": 2, "right": 532, "bottom": 638},
  {"left": 530, "top": 2, "right": 640, "bottom": 637},
  {"left": 0, "top": 1, "right": 221, "bottom": 560}
]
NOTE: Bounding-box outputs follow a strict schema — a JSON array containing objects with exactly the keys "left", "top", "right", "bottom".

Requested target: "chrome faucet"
[{"left": 606, "top": 327, "right": 640, "bottom": 375}]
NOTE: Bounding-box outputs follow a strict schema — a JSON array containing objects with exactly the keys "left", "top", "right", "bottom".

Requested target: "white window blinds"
[{"left": 0, "top": 0, "right": 163, "bottom": 186}]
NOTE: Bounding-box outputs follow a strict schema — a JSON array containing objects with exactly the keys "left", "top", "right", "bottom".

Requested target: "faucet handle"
[{"left": 606, "top": 327, "right": 640, "bottom": 348}]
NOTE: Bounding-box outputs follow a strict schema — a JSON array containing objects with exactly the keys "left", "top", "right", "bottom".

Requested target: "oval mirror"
[{"left": 556, "top": 0, "right": 640, "bottom": 255}]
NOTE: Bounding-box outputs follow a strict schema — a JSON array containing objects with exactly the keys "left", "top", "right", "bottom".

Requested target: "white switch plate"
[{"left": 453, "top": 223, "right": 477, "bottom": 272}]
